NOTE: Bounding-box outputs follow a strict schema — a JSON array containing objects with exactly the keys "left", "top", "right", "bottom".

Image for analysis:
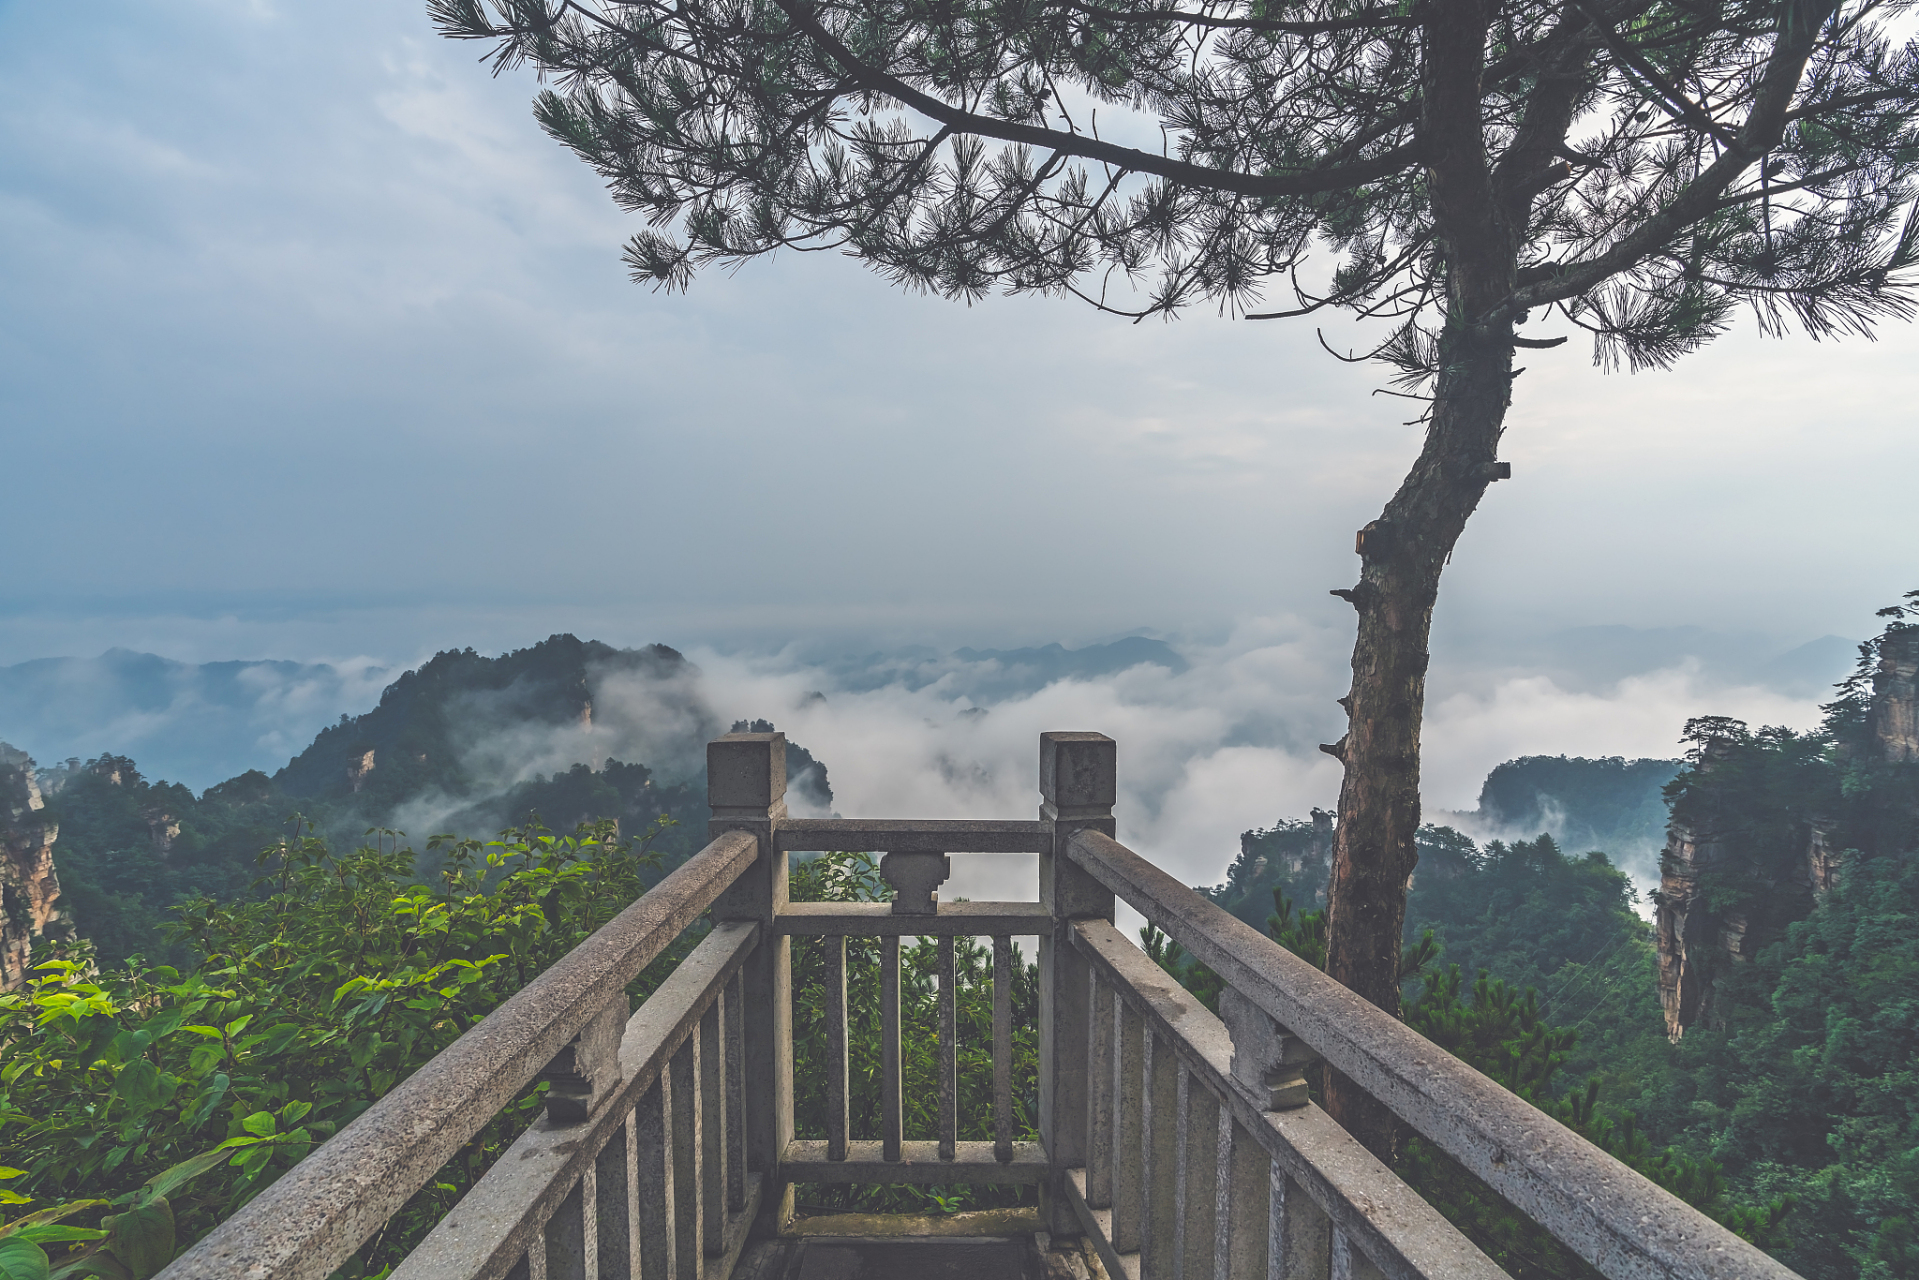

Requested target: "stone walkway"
[{"left": 733, "top": 1229, "right": 1104, "bottom": 1280}]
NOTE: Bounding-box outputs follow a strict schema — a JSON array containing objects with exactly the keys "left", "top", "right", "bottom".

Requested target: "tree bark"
[
  {"left": 1321, "top": 323, "right": 1514, "bottom": 1158},
  {"left": 1321, "top": 0, "right": 1525, "bottom": 1160}
]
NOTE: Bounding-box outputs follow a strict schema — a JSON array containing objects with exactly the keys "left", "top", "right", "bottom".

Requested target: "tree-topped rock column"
[{"left": 0, "top": 742, "right": 61, "bottom": 991}]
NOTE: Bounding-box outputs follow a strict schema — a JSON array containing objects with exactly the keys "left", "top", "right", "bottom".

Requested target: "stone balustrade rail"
[{"left": 154, "top": 732, "right": 1798, "bottom": 1280}]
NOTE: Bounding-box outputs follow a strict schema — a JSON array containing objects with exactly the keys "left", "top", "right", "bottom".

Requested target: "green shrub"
[{"left": 1, "top": 818, "right": 676, "bottom": 1279}]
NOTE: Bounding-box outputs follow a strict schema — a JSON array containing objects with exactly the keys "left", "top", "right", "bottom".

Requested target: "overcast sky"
[{"left": 2, "top": 0, "right": 1915, "bottom": 854}]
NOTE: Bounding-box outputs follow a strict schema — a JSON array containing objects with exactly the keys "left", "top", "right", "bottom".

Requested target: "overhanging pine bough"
[{"left": 430, "top": 0, "right": 1919, "bottom": 1156}]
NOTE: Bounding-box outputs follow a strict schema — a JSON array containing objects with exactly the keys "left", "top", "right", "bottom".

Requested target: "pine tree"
[{"left": 428, "top": 0, "right": 1919, "bottom": 1153}]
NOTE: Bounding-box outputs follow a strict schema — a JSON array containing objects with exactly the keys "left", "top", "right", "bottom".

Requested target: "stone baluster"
[
  {"left": 1039, "top": 731, "right": 1116, "bottom": 1237},
  {"left": 706, "top": 732, "right": 788, "bottom": 1231}
]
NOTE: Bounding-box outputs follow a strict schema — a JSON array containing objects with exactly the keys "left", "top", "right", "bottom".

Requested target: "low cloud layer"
[
  {"left": 0, "top": 620, "right": 1843, "bottom": 903},
  {"left": 679, "top": 628, "right": 1830, "bottom": 894},
  {"left": 0, "top": 650, "right": 391, "bottom": 787}
]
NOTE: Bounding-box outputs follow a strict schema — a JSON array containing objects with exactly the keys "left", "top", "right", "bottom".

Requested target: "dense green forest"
[
  {"left": 1607, "top": 599, "right": 1919, "bottom": 1280},
  {"left": 0, "top": 821, "right": 696, "bottom": 1278}
]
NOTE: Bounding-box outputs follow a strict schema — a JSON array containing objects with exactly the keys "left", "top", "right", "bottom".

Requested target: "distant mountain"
[
  {"left": 1750, "top": 633, "right": 1860, "bottom": 697},
  {"left": 1468, "top": 755, "right": 1681, "bottom": 853},
  {"left": 953, "top": 637, "right": 1190, "bottom": 681},
  {"left": 1427, "top": 755, "right": 1681, "bottom": 884},
  {"left": 0, "top": 636, "right": 1192, "bottom": 794},
  {"left": 277, "top": 636, "right": 704, "bottom": 800},
  {"left": 0, "top": 649, "right": 389, "bottom": 790}
]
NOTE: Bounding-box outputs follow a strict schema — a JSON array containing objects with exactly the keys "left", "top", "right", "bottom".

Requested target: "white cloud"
[{"left": 1420, "top": 662, "right": 1822, "bottom": 812}]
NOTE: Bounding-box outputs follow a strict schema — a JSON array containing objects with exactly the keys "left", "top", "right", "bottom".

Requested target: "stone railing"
[{"left": 158, "top": 731, "right": 1799, "bottom": 1280}]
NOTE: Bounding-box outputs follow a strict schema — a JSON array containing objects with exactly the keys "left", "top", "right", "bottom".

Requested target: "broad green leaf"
[
  {"left": 0, "top": 1203, "right": 108, "bottom": 1240},
  {"left": 134, "top": 1004, "right": 194, "bottom": 1043},
  {"left": 110, "top": 1063, "right": 172, "bottom": 1118},
  {"left": 185, "top": 1073, "right": 230, "bottom": 1128},
  {"left": 0, "top": 1171, "right": 23, "bottom": 1181},
  {"left": 50, "top": 1251, "right": 133, "bottom": 1280},
  {"left": 99, "top": 1199, "right": 172, "bottom": 1280},
  {"left": 103, "top": 1030, "right": 151, "bottom": 1066},
  {"left": 130, "top": 1138, "right": 256, "bottom": 1205},
  {"left": 252, "top": 1024, "right": 301, "bottom": 1057},
  {"left": 239, "top": 1111, "right": 276, "bottom": 1138},
  {"left": 13, "top": 1227, "right": 108, "bottom": 1245},
  {"left": 0, "top": 1237, "right": 50, "bottom": 1280}
]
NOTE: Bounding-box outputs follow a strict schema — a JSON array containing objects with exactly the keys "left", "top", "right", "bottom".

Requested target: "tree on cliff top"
[{"left": 429, "top": 0, "right": 1919, "bottom": 1152}]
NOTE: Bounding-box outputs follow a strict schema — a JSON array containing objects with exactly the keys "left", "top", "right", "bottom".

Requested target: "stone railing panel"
[
  {"left": 1065, "top": 828, "right": 1799, "bottom": 1280},
  {"left": 157, "top": 828, "right": 760, "bottom": 1280}
]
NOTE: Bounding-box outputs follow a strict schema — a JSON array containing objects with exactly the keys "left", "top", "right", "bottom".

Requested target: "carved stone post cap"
[
  {"left": 708, "top": 732, "right": 787, "bottom": 812},
  {"left": 540, "top": 998, "right": 626, "bottom": 1124},
  {"left": 881, "top": 850, "right": 951, "bottom": 915},
  {"left": 1040, "top": 732, "right": 1115, "bottom": 812},
  {"left": 1220, "top": 986, "right": 1319, "bottom": 1111}
]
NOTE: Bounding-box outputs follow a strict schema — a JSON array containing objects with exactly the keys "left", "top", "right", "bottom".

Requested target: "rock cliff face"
[
  {"left": 1869, "top": 629, "right": 1919, "bottom": 763},
  {"left": 1656, "top": 624, "right": 1919, "bottom": 1040},
  {"left": 1654, "top": 747, "right": 1733, "bottom": 1040},
  {"left": 1656, "top": 789, "right": 1843, "bottom": 1040},
  {"left": 1, "top": 742, "right": 61, "bottom": 990}
]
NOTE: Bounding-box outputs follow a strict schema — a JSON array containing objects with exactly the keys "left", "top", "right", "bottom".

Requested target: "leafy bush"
[{"left": 1, "top": 818, "right": 678, "bottom": 1279}]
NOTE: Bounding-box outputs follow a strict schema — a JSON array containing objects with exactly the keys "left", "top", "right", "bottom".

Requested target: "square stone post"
[
  {"left": 707, "top": 732, "right": 789, "bottom": 1232},
  {"left": 1038, "top": 731, "right": 1115, "bottom": 1236}
]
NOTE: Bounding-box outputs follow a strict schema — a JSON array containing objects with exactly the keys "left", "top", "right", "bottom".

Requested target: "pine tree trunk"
[{"left": 1321, "top": 318, "right": 1515, "bottom": 1160}]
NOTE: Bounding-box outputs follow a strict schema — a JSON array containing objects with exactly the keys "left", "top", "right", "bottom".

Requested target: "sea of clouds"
[
  {"left": 670, "top": 621, "right": 1833, "bottom": 901},
  {"left": 2, "top": 619, "right": 1841, "bottom": 910}
]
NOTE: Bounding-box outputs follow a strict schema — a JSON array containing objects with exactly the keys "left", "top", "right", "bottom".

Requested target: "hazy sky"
[{"left": 2, "top": 0, "right": 1914, "bottom": 871}]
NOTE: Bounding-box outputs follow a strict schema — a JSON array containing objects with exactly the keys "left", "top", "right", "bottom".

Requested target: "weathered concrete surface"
[
  {"left": 1, "top": 741, "right": 60, "bottom": 990},
  {"left": 1038, "top": 731, "right": 1116, "bottom": 1237},
  {"left": 1069, "top": 829, "right": 1799, "bottom": 1280},
  {"left": 785, "top": 1207, "right": 1041, "bottom": 1237}
]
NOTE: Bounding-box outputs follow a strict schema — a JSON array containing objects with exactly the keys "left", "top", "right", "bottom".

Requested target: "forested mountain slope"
[{"left": 4, "top": 636, "right": 832, "bottom": 968}]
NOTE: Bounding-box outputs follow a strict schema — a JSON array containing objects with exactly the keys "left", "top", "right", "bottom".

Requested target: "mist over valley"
[{"left": 0, "top": 615, "right": 1855, "bottom": 917}]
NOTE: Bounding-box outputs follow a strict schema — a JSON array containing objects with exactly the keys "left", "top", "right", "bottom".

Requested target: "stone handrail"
[
  {"left": 1065, "top": 826, "right": 1799, "bottom": 1280},
  {"left": 157, "top": 827, "right": 760, "bottom": 1280},
  {"left": 1068, "top": 916, "right": 1507, "bottom": 1280},
  {"left": 148, "top": 730, "right": 1805, "bottom": 1280},
  {"left": 392, "top": 921, "right": 763, "bottom": 1280}
]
